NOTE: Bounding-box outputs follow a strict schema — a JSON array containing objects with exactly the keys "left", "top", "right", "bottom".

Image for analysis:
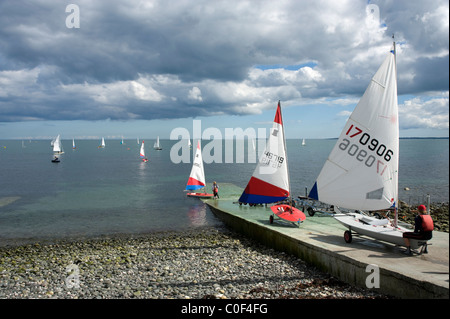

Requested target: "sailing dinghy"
[
  {"left": 238, "top": 101, "right": 306, "bottom": 227},
  {"left": 186, "top": 141, "right": 214, "bottom": 198},
  {"left": 98, "top": 137, "right": 106, "bottom": 148},
  {"left": 51, "top": 134, "right": 63, "bottom": 162},
  {"left": 140, "top": 140, "right": 148, "bottom": 162},
  {"left": 51, "top": 135, "right": 64, "bottom": 154},
  {"left": 154, "top": 136, "right": 162, "bottom": 150},
  {"left": 309, "top": 41, "right": 420, "bottom": 249}
]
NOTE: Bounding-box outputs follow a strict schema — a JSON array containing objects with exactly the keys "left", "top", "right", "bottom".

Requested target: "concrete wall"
[{"left": 208, "top": 204, "right": 448, "bottom": 299}]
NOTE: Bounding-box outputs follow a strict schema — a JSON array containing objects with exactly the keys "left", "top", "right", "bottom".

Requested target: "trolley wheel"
[
  {"left": 307, "top": 207, "right": 315, "bottom": 216},
  {"left": 344, "top": 230, "right": 352, "bottom": 243},
  {"left": 269, "top": 215, "right": 274, "bottom": 224}
]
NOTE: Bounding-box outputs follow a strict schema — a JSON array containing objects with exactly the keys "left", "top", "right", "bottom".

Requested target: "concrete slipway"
[{"left": 202, "top": 183, "right": 449, "bottom": 299}]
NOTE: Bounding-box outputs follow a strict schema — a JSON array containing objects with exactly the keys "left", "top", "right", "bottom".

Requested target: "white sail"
[
  {"left": 72, "top": 138, "right": 76, "bottom": 149},
  {"left": 52, "top": 135, "right": 64, "bottom": 154},
  {"left": 99, "top": 137, "right": 105, "bottom": 148},
  {"left": 310, "top": 46, "right": 398, "bottom": 211},
  {"left": 139, "top": 140, "right": 147, "bottom": 161},
  {"left": 186, "top": 140, "right": 206, "bottom": 190},
  {"left": 154, "top": 136, "right": 162, "bottom": 150},
  {"left": 239, "top": 101, "right": 290, "bottom": 204}
]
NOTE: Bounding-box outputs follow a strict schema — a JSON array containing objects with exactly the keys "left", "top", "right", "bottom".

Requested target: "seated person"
[{"left": 402, "top": 205, "right": 433, "bottom": 255}]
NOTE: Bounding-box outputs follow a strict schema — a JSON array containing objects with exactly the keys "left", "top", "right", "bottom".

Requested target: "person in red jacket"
[{"left": 403, "top": 205, "right": 434, "bottom": 255}]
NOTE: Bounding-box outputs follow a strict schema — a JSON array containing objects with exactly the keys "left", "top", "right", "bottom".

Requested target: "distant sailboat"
[
  {"left": 186, "top": 140, "right": 213, "bottom": 198},
  {"left": 51, "top": 134, "right": 63, "bottom": 162},
  {"left": 301, "top": 138, "right": 306, "bottom": 146},
  {"left": 120, "top": 136, "right": 124, "bottom": 145},
  {"left": 98, "top": 137, "right": 106, "bottom": 148},
  {"left": 154, "top": 136, "right": 162, "bottom": 150},
  {"left": 52, "top": 135, "right": 64, "bottom": 154},
  {"left": 140, "top": 140, "right": 148, "bottom": 162},
  {"left": 72, "top": 138, "right": 76, "bottom": 149}
]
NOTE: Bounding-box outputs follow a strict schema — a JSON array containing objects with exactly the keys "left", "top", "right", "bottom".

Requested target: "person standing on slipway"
[{"left": 212, "top": 181, "right": 219, "bottom": 199}]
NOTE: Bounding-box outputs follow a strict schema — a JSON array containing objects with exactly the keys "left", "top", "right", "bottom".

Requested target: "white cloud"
[
  {"left": 188, "top": 86, "right": 203, "bottom": 102},
  {"left": 61, "top": 76, "right": 163, "bottom": 104},
  {"left": 399, "top": 94, "right": 449, "bottom": 130},
  {"left": 0, "top": 68, "right": 39, "bottom": 97}
]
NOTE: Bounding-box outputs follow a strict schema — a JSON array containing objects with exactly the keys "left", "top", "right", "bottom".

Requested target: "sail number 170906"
[{"left": 339, "top": 124, "right": 394, "bottom": 175}]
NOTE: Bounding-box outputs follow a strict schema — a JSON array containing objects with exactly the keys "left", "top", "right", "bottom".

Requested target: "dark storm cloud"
[{"left": 0, "top": 0, "right": 448, "bottom": 130}]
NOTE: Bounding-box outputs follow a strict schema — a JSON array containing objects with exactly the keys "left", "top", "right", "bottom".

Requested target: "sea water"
[{"left": 0, "top": 138, "right": 448, "bottom": 244}]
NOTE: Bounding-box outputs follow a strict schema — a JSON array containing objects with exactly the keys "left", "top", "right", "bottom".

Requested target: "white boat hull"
[{"left": 334, "top": 213, "right": 421, "bottom": 249}]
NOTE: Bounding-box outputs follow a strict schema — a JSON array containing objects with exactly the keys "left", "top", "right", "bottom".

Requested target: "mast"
[
  {"left": 392, "top": 34, "right": 396, "bottom": 65},
  {"left": 392, "top": 34, "right": 398, "bottom": 228},
  {"left": 279, "top": 101, "right": 292, "bottom": 208}
]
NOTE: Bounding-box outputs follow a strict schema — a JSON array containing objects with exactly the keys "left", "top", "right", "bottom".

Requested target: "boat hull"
[
  {"left": 334, "top": 213, "right": 421, "bottom": 249},
  {"left": 187, "top": 192, "right": 214, "bottom": 199},
  {"left": 270, "top": 204, "right": 306, "bottom": 225}
]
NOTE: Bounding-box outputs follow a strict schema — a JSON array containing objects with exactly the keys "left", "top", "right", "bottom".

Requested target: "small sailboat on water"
[
  {"left": 238, "top": 101, "right": 306, "bottom": 227},
  {"left": 51, "top": 134, "right": 63, "bottom": 162},
  {"left": 308, "top": 40, "right": 420, "bottom": 249},
  {"left": 72, "top": 138, "right": 76, "bottom": 150},
  {"left": 51, "top": 135, "right": 64, "bottom": 154},
  {"left": 98, "top": 137, "right": 106, "bottom": 148},
  {"left": 154, "top": 136, "right": 162, "bottom": 150},
  {"left": 140, "top": 140, "right": 148, "bottom": 162},
  {"left": 186, "top": 140, "right": 214, "bottom": 198}
]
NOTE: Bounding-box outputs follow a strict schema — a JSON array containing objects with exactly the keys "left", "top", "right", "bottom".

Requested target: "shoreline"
[
  {"left": 0, "top": 225, "right": 391, "bottom": 299},
  {"left": 1, "top": 201, "right": 447, "bottom": 249},
  {"left": 0, "top": 202, "right": 447, "bottom": 299}
]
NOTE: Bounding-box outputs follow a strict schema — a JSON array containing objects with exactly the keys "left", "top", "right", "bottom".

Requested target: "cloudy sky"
[{"left": 0, "top": 0, "right": 448, "bottom": 140}]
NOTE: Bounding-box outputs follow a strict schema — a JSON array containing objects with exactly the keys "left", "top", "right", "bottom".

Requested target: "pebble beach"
[
  {"left": 1, "top": 202, "right": 447, "bottom": 300},
  {"left": 0, "top": 226, "right": 389, "bottom": 300}
]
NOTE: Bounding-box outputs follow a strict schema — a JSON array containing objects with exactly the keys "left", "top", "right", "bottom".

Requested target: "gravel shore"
[
  {"left": 0, "top": 226, "right": 390, "bottom": 299},
  {"left": 398, "top": 202, "right": 449, "bottom": 233}
]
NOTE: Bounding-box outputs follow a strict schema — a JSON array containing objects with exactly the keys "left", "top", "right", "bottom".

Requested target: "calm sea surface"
[{"left": 0, "top": 138, "right": 448, "bottom": 244}]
